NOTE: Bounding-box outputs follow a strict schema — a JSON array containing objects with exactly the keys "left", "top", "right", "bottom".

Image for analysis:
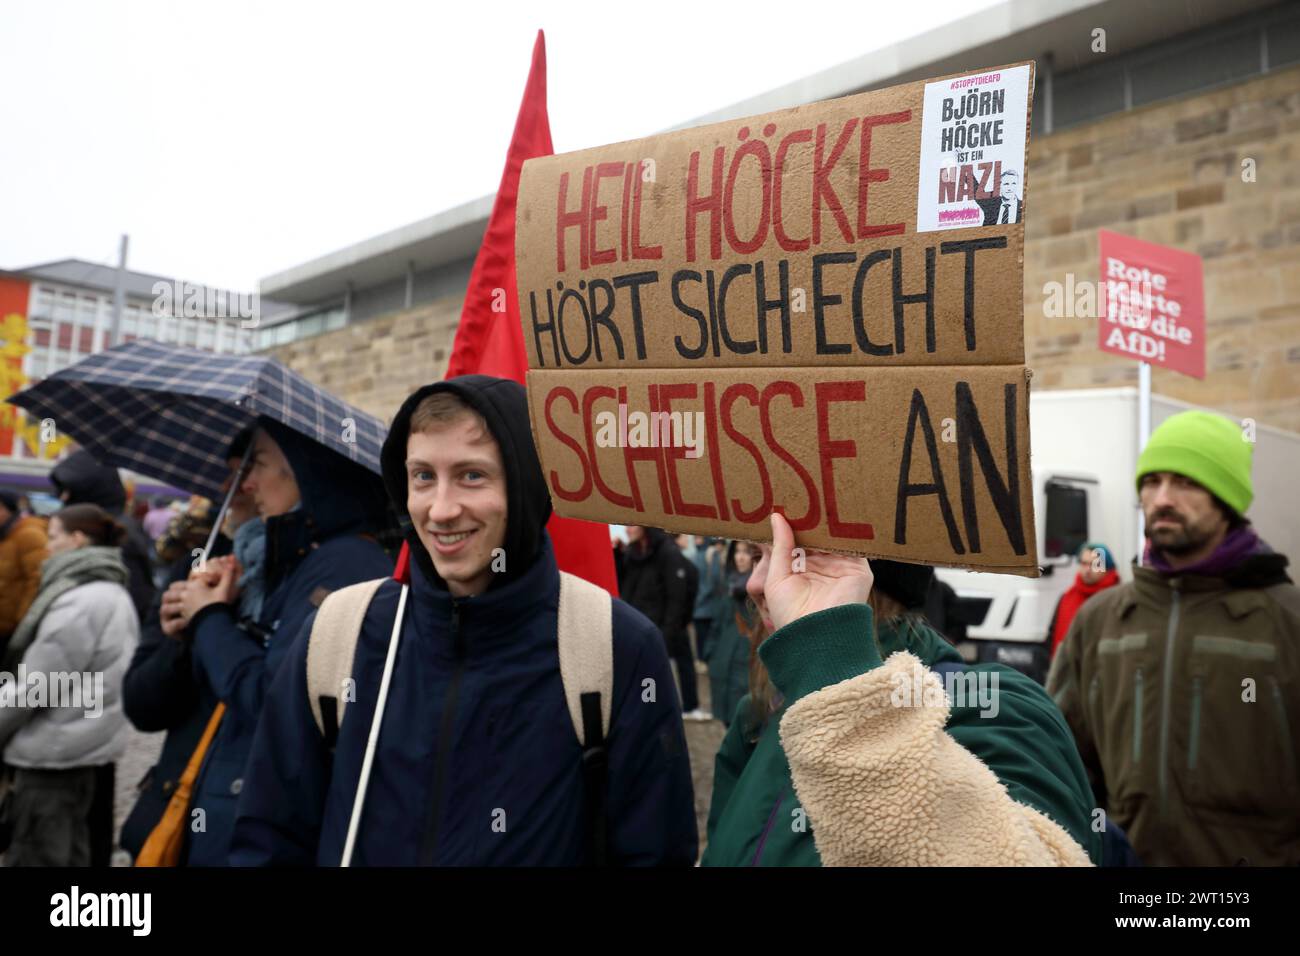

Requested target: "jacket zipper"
[
  {"left": 420, "top": 599, "right": 467, "bottom": 864},
  {"left": 1188, "top": 676, "right": 1202, "bottom": 771},
  {"left": 1132, "top": 668, "right": 1144, "bottom": 763},
  {"left": 1270, "top": 677, "right": 1298, "bottom": 788},
  {"left": 750, "top": 789, "right": 786, "bottom": 866},
  {"left": 1158, "top": 585, "right": 1181, "bottom": 812}
]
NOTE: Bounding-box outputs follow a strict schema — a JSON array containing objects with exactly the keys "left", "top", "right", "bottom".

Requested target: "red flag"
[{"left": 401, "top": 30, "right": 618, "bottom": 595}]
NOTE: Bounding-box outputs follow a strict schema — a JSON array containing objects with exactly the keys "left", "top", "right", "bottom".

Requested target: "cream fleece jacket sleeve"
[{"left": 763, "top": 607, "right": 1092, "bottom": 867}]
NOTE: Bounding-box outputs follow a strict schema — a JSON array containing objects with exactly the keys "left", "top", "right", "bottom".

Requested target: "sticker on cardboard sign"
[{"left": 916, "top": 64, "right": 1032, "bottom": 233}]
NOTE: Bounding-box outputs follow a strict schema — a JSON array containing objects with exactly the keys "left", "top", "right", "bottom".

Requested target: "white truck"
[{"left": 934, "top": 387, "right": 1300, "bottom": 681}]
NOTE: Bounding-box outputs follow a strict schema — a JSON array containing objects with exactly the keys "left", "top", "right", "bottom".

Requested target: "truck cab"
[{"left": 935, "top": 468, "right": 1101, "bottom": 684}]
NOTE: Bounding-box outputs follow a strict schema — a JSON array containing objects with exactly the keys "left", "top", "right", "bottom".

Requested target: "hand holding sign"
[{"left": 760, "top": 511, "right": 874, "bottom": 633}]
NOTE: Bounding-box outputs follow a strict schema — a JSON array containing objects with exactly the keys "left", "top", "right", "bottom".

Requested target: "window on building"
[
  {"left": 1044, "top": 482, "right": 1089, "bottom": 560},
  {"left": 1272, "top": 16, "right": 1300, "bottom": 67},
  {"left": 1043, "top": 5, "right": 1300, "bottom": 133},
  {"left": 32, "top": 289, "right": 55, "bottom": 319},
  {"left": 1131, "top": 28, "right": 1260, "bottom": 108},
  {"left": 53, "top": 294, "right": 76, "bottom": 322}
]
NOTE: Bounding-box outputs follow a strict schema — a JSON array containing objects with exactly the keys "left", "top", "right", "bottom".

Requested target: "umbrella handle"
[{"left": 199, "top": 438, "right": 254, "bottom": 570}]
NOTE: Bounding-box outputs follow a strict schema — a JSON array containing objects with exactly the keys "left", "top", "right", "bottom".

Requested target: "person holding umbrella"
[
  {"left": 118, "top": 428, "right": 258, "bottom": 864},
  {"left": 163, "top": 418, "right": 392, "bottom": 866}
]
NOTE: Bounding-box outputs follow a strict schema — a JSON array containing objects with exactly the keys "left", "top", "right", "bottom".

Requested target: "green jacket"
[
  {"left": 707, "top": 575, "right": 755, "bottom": 725},
  {"left": 1047, "top": 556, "right": 1300, "bottom": 866},
  {"left": 702, "top": 605, "right": 1101, "bottom": 866}
]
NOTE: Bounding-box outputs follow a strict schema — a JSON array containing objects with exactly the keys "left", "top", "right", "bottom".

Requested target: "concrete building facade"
[{"left": 0, "top": 259, "right": 272, "bottom": 486}]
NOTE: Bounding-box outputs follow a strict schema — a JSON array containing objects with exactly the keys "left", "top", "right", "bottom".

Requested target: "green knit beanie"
[{"left": 1135, "top": 410, "right": 1253, "bottom": 516}]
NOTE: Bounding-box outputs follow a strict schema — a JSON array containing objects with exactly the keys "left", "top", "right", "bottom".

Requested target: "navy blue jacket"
[
  {"left": 232, "top": 536, "right": 697, "bottom": 865},
  {"left": 120, "top": 541, "right": 228, "bottom": 859},
  {"left": 185, "top": 418, "right": 393, "bottom": 866}
]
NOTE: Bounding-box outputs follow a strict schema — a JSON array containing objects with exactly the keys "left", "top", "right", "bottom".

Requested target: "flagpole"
[{"left": 1136, "top": 359, "right": 1151, "bottom": 566}]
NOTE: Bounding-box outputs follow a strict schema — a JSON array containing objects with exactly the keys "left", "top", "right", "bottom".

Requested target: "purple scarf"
[{"left": 1145, "top": 524, "right": 1265, "bottom": 578}]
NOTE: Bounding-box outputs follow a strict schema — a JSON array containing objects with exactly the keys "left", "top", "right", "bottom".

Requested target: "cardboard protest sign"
[
  {"left": 1098, "top": 230, "right": 1205, "bottom": 379},
  {"left": 517, "top": 62, "right": 1039, "bottom": 574},
  {"left": 528, "top": 366, "right": 1035, "bottom": 574}
]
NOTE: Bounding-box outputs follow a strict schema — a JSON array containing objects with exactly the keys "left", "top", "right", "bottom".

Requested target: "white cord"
[{"left": 340, "top": 582, "right": 408, "bottom": 867}]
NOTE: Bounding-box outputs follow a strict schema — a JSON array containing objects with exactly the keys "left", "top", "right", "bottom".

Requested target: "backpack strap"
[
  {"left": 556, "top": 571, "right": 614, "bottom": 865},
  {"left": 557, "top": 571, "right": 614, "bottom": 739},
  {"left": 307, "top": 578, "right": 388, "bottom": 742}
]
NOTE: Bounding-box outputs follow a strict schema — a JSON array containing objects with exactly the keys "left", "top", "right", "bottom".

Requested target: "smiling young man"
[
  {"left": 232, "top": 375, "right": 697, "bottom": 866},
  {"left": 1048, "top": 411, "right": 1300, "bottom": 866}
]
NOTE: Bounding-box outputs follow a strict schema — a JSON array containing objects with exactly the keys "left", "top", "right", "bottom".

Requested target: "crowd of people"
[{"left": 0, "top": 378, "right": 1294, "bottom": 867}]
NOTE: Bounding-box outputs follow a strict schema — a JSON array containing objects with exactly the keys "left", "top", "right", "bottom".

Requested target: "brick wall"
[
  {"left": 275, "top": 65, "right": 1300, "bottom": 432},
  {"left": 269, "top": 298, "right": 461, "bottom": 423},
  {"left": 1026, "top": 63, "right": 1300, "bottom": 432}
]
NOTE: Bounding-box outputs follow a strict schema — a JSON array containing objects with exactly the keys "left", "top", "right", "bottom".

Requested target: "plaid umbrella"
[{"left": 6, "top": 340, "right": 388, "bottom": 500}]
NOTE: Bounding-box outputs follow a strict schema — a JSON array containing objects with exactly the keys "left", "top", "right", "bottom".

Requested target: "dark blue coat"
[
  {"left": 232, "top": 537, "right": 698, "bottom": 866},
  {"left": 119, "top": 542, "right": 228, "bottom": 859},
  {"left": 185, "top": 418, "right": 393, "bottom": 866}
]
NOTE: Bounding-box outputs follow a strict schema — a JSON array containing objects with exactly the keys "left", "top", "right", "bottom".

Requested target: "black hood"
[
  {"left": 381, "top": 376, "right": 552, "bottom": 592},
  {"left": 259, "top": 418, "right": 389, "bottom": 541},
  {"left": 257, "top": 417, "right": 391, "bottom": 592},
  {"left": 49, "top": 449, "right": 126, "bottom": 513}
]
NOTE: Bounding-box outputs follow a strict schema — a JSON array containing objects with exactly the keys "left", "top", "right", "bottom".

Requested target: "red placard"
[{"left": 1098, "top": 229, "right": 1205, "bottom": 379}]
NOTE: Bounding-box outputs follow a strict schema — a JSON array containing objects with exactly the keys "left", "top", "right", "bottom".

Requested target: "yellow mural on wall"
[{"left": 0, "top": 311, "right": 72, "bottom": 459}]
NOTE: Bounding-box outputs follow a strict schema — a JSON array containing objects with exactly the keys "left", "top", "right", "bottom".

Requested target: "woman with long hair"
[
  {"left": 707, "top": 541, "right": 761, "bottom": 727},
  {"left": 701, "top": 513, "right": 1099, "bottom": 867},
  {"left": 0, "top": 504, "right": 139, "bottom": 866}
]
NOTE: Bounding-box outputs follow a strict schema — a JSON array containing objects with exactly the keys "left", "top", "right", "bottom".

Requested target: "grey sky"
[{"left": 1, "top": 0, "right": 1000, "bottom": 293}]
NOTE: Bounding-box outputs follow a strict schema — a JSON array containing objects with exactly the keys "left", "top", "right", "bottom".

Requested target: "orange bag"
[{"left": 134, "top": 702, "right": 226, "bottom": 867}]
